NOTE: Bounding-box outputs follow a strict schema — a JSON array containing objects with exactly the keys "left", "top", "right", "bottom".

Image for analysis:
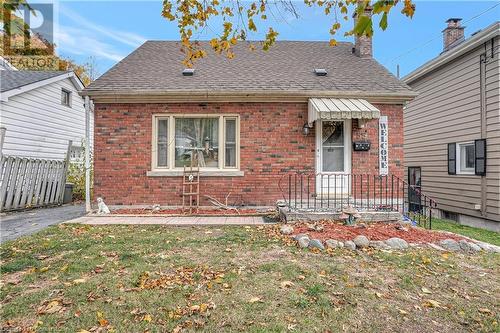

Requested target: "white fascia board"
[
  {"left": 0, "top": 71, "right": 84, "bottom": 102},
  {"left": 403, "top": 22, "right": 500, "bottom": 84}
]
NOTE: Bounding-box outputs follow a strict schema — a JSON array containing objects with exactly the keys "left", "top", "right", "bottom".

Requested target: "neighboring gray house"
[
  {"left": 0, "top": 69, "right": 92, "bottom": 161},
  {"left": 403, "top": 20, "right": 499, "bottom": 231}
]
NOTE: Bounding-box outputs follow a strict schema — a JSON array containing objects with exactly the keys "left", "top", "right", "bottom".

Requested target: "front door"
[{"left": 316, "top": 120, "right": 351, "bottom": 197}]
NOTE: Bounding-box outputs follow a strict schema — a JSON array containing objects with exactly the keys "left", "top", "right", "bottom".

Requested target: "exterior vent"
[
  {"left": 182, "top": 68, "right": 195, "bottom": 76},
  {"left": 314, "top": 68, "right": 327, "bottom": 76}
]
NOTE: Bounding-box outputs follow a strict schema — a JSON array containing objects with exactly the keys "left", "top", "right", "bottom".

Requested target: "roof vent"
[
  {"left": 182, "top": 68, "right": 195, "bottom": 76},
  {"left": 314, "top": 68, "right": 327, "bottom": 76}
]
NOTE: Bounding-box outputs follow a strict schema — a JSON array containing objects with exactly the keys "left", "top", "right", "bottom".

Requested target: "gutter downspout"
[
  {"left": 479, "top": 37, "right": 495, "bottom": 217},
  {"left": 84, "top": 96, "right": 91, "bottom": 213}
]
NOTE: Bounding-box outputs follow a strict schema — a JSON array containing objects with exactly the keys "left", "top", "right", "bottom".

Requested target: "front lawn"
[
  {"left": 431, "top": 218, "right": 500, "bottom": 246},
  {"left": 1, "top": 224, "right": 499, "bottom": 332}
]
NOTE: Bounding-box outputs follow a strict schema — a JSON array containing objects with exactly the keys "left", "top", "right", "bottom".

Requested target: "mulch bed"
[
  {"left": 111, "top": 208, "right": 268, "bottom": 216},
  {"left": 293, "top": 222, "right": 467, "bottom": 244}
]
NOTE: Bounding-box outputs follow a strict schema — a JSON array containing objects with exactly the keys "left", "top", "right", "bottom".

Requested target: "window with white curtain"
[{"left": 152, "top": 115, "right": 239, "bottom": 171}]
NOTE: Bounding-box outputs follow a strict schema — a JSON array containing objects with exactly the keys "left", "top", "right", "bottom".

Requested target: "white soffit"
[{"left": 308, "top": 98, "right": 381, "bottom": 124}]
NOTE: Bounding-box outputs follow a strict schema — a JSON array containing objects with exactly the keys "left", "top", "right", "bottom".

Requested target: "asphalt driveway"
[{"left": 0, "top": 204, "right": 86, "bottom": 243}]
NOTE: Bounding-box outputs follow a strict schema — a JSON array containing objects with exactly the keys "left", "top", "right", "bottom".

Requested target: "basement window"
[{"left": 152, "top": 115, "right": 240, "bottom": 172}]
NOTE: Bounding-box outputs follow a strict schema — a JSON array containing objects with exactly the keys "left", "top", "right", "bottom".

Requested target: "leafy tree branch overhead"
[{"left": 161, "top": 0, "right": 416, "bottom": 67}]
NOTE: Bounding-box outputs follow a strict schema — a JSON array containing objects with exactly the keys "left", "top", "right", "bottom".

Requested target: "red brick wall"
[{"left": 93, "top": 102, "right": 404, "bottom": 206}]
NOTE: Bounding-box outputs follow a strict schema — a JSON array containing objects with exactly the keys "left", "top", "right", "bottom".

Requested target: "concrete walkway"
[
  {"left": 66, "top": 215, "right": 268, "bottom": 226},
  {"left": 1, "top": 204, "right": 86, "bottom": 243}
]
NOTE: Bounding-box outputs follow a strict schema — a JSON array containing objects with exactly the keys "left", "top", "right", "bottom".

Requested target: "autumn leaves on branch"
[{"left": 161, "top": 0, "right": 416, "bottom": 67}]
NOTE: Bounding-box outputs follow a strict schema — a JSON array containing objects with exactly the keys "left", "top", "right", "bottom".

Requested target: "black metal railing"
[{"left": 278, "top": 172, "right": 437, "bottom": 229}]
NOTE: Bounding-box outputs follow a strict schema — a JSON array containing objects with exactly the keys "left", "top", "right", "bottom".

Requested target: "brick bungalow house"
[{"left": 82, "top": 33, "right": 416, "bottom": 208}]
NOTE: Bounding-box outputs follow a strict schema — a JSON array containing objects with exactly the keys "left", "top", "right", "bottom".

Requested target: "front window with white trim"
[
  {"left": 457, "top": 142, "right": 475, "bottom": 174},
  {"left": 152, "top": 115, "right": 239, "bottom": 171}
]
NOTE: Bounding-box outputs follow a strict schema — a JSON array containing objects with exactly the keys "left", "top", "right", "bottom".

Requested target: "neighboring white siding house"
[{"left": 0, "top": 70, "right": 93, "bottom": 161}]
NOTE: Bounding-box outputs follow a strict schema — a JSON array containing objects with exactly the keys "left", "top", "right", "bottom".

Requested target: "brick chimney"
[
  {"left": 443, "top": 18, "right": 465, "bottom": 52},
  {"left": 352, "top": 5, "right": 373, "bottom": 58}
]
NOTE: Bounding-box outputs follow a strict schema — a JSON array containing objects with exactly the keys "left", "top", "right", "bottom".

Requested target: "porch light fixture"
[{"left": 302, "top": 123, "right": 313, "bottom": 136}]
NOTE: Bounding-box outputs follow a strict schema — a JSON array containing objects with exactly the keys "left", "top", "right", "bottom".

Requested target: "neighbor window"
[
  {"left": 61, "top": 89, "right": 71, "bottom": 106},
  {"left": 457, "top": 142, "right": 475, "bottom": 174},
  {"left": 153, "top": 115, "right": 239, "bottom": 171}
]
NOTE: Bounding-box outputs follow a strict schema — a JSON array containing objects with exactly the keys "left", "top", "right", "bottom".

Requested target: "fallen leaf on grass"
[
  {"left": 37, "top": 299, "right": 71, "bottom": 315},
  {"left": 97, "top": 311, "right": 109, "bottom": 327},
  {"left": 73, "top": 278, "right": 87, "bottom": 284},
  {"left": 421, "top": 287, "right": 432, "bottom": 294},
  {"left": 423, "top": 299, "right": 441, "bottom": 308},
  {"left": 280, "top": 281, "right": 294, "bottom": 289},
  {"left": 249, "top": 297, "right": 263, "bottom": 303}
]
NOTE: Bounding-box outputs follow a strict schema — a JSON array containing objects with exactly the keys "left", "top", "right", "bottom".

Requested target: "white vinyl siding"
[{"left": 0, "top": 77, "right": 92, "bottom": 160}]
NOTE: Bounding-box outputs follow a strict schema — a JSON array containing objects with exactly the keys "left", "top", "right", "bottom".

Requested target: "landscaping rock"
[
  {"left": 369, "top": 240, "right": 389, "bottom": 250},
  {"left": 325, "top": 239, "right": 344, "bottom": 249},
  {"left": 385, "top": 237, "right": 409, "bottom": 250},
  {"left": 476, "top": 242, "right": 500, "bottom": 253},
  {"left": 353, "top": 235, "right": 370, "bottom": 248},
  {"left": 298, "top": 237, "right": 310, "bottom": 248},
  {"left": 458, "top": 240, "right": 481, "bottom": 253},
  {"left": 293, "top": 233, "right": 309, "bottom": 241},
  {"left": 428, "top": 243, "right": 446, "bottom": 251},
  {"left": 439, "top": 239, "right": 460, "bottom": 252},
  {"left": 308, "top": 239, "right": 325, "bottom": 251},
  {"left": 280, "top": 225, "right": 294, "bottom": 235},
  {"left": 344, "top": 241, "right": 356, "bottom": 250}
]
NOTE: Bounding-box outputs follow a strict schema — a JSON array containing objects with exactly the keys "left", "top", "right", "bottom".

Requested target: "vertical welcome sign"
[{"left": 379, "top": 116, "right": 389, "bottom": 175}]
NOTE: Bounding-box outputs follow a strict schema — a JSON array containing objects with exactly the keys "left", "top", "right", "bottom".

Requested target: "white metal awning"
[{"left": 308, "top": 98, "right": 380, "bottom": 124}]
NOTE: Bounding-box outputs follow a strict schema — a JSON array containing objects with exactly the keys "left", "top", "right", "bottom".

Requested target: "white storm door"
[{"left": 316, "top": 120, "right": 351, "bottom": 197}]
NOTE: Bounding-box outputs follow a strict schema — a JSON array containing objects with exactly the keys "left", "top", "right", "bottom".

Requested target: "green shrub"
[{"left": 66, "top": 143, "right": 93, "bottom": 201}]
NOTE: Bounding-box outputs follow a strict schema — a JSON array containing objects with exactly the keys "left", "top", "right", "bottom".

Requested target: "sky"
[{"left": 50, "top": 0, "right": 500, "bottom": 79}]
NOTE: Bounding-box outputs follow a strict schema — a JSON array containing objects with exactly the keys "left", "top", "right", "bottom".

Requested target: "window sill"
[{"left": 147, "top": 170, "right": 244, "bottom": 177}]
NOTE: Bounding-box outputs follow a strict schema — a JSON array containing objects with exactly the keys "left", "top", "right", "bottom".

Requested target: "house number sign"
[{"left": 379, "top": 116, "right": 389, "bottom": 176}]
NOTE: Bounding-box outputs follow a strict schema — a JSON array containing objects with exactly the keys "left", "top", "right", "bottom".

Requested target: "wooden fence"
[{"left": 0, "top": 127, "right": 72, "bottom": 212}]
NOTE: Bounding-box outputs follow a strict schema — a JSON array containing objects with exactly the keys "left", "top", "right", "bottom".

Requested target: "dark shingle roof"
[
  {"left": 86, "top": 41, "right": 412, "bottom": 95},
  {"left": 0, "top": 70, "right": 69, "bottom": 92}
]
